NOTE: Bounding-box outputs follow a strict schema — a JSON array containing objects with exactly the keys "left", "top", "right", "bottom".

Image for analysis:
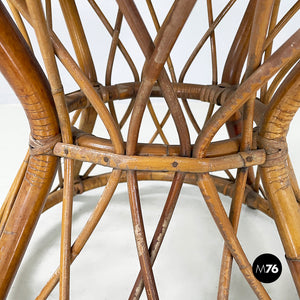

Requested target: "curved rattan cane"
[
  {"left": 0, "top": 0, "right": 300, "bottom": 299},
  {"left": 0, "top": 3, "right": 59, "bottom": 298}
]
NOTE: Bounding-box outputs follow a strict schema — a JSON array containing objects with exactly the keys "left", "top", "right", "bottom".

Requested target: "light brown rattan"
[{"left": 0, "top": 0, "right": 299, "bottom": 299}]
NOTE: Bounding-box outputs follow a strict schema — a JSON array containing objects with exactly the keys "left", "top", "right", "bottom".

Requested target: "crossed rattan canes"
[{"left": 0, "top": 0, "right": 299, "bottom": 299}]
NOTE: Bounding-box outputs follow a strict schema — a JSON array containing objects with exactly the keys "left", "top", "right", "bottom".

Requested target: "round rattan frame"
[{"left": 0, "top": 0, "right": 299, "bottom": 299}]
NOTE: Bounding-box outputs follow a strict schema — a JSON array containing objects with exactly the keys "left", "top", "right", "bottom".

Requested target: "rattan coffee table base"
[{"left": 0, "top": 0, "right": 299, "bottom": 299}]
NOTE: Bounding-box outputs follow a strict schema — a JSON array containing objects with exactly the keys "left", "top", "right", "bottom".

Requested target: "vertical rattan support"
[
  {"left": 0, "top": 3, "right": 59, "bottom": 298},
  {"left": 259, "top": 61, "right": 300, "bottom": 297}
]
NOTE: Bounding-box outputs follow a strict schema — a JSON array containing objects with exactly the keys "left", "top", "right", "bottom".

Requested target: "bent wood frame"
[{"left": 0, "top": 0, "right": 299, "bottom": 299}]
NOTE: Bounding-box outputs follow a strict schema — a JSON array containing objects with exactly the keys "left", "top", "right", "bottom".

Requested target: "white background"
[{"left": 0, "top": 1, "right": 299, "bottom": 299}]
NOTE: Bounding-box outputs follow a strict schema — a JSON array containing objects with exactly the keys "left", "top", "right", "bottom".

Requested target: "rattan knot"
[
  {"left": 257, "top": 135, "right": 288, "bottom": 167},
  {"left": 74, "top": 177, "right": 85, "bottom": 194},
  {"left": 98, "top": 84, "right": 110, "bottom": 103},
  {"left": 29, "top": 133, "right": 61, "bottom": 156}
]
